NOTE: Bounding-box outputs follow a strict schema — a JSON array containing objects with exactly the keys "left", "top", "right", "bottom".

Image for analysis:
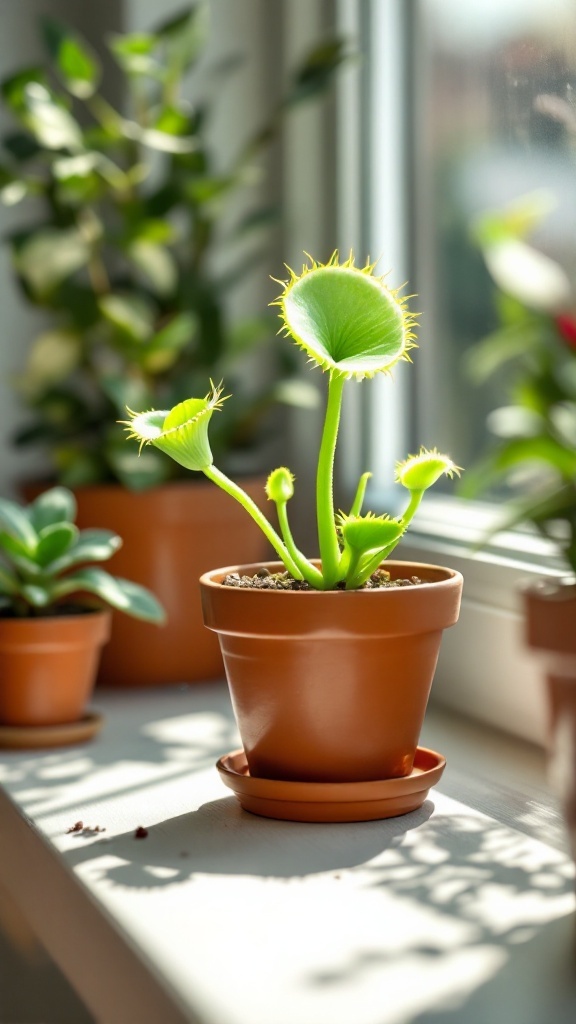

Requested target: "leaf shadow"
[
  {"left": 302, "top": 811, "right": 576, "bottom": 1020},
  {"left": 0, "top": 683, "right": 240, "bottom": 820},
  {"left": 63, "top": 796, "right": 437, "bottom": 885}
]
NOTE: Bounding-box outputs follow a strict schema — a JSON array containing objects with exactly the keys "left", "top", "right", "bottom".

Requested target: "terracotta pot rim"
[
  {"left": 200, "top": 559, "right": 462, "bottom": 594},
  {"left": 520, "top": 574, "right": 576, "bottom": 600},
  {"left": 200, "top": 560, "right": 463, "bottom": 640},
  {"left": 0, "top": 609, "right": 112, "bottom": 649},
  {"left": 0, "top": 608, "right": 111, "bottom": 626}
]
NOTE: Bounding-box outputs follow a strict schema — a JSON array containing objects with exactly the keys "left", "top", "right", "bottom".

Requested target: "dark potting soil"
[{"left": 221, "top": 567, "right": 423, "bottom": 591}]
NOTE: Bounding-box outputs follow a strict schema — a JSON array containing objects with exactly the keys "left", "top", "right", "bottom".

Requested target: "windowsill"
[
  {"left": 393, "top": 496, "right": 565, "bottom": 749},
  {"left": 0, "top": 682, "right": 574, "bottom": 1024}
]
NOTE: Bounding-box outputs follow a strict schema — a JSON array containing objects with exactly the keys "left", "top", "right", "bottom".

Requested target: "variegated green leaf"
[
  {"left": 21, "top": 583, "right": 51, "bottom": 607},
  {"left": 35, "top": 522, "right": 78, "bottom": 567},
  {"left": 48, "top": 529, "right": 122, "bottom": 573},
  {"left": 52, "top": 567, "right": 165, "bottom": 622},
  {"left": 29, "top": 486, "right": 77, "bottom": 532},
  {"left": 0, "top": 498, "right": 38, "bottom": 551}
]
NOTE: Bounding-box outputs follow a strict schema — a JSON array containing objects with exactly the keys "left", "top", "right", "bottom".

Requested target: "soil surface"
[{"left": 221, "top": 567, "right": 423, "bottom": 591}]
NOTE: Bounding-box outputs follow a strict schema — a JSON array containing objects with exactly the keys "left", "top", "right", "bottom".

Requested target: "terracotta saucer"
[
  {"left": 0, "top": 711, "right": 103, "bottom": 751},
  {"left": 216, "top": 746, "right": 446, "bottom": 822}
]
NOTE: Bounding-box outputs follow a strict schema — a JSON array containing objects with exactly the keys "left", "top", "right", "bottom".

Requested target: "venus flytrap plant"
[{"left": 124, "top": 253, "right": 461, "bottom": 590}]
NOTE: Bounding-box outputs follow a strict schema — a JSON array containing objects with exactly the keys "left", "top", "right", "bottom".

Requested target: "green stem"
[
  {"left": 348, "top": 472, "right": 372, "bottom": 517},
  {"left": 275, "top": 502, "right": 324, "bottom": 587},
  {"left": 316, "top": 372, "right": 346, "bottom": 588},
  {"left": 345, "top": 492, "right": 426, "bottom": 589},
  {"left": 343, "top": 547, "right": 364, "bottom": 589},
  {"left": 204, "top": 464, "right": 303, "bottom": 579},
  {"left": 86, "top": 94, "right": 124, "bottom": 136},
  {"left": 336, "top": 471, "right": 372, "bottom": 581},
  {"left": 337, "top": 544, "right": 351, "bottom": 581},
  {"left": 382, "top": 490, "right": 424, "bottom": 561},
  {"left": 346, "top": 544, "right": 398, "bottom": 589},
  {"left": 77, "top": 212, "right": 110, "bottom": 296}
]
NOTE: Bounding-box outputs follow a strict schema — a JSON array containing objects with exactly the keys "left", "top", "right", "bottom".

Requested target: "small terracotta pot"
[
  {"left": 200, "top": 560, "right": 463, "bottom": 783},
  {"left": 522, "top": 576, "right": 576, "bottom": 861},
  {"left": 0, "top": 610, "right": 111, "bottom": 727},
  {"left": 25, "top": 478, "right": 270, "bottom": 688}
]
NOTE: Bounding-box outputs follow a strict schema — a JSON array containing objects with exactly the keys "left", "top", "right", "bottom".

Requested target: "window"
[
  {"left": 412, "top": 0, "right": 576, "bottom": 482},
  {"left": 336, "top": 0, "right": 576, "bottom": 745}
]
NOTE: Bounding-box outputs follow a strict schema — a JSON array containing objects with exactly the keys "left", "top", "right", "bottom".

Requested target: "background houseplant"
[
  {"left": 460, "top": 192, "right": 576, "bottom": 557},
  {"left": 461, "top": 193, "right": 576, "bottom": 862},
  {"left": 1, "top": 6, "right": 347, "bottom": 488},
  {"left": 0, "top": 485, "right": 164, "bottom": 738},
  {"left": 0, "top": 5, "right": 348, "bottom": 684},
  {"left": 125, "top": 253, "right": 463, "bottom": 818}
]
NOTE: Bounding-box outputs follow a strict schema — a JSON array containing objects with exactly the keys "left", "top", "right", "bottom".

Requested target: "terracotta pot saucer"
[
  {"left": 216, "top": 746, "right": 446, "bottom": 822},
  {"left": 0, "top": 711, "right": 103, "bottom": 750}
]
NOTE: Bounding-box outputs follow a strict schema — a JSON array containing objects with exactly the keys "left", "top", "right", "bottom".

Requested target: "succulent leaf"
[
  {"left": 0, "top": 532, "right": 40, "bottom": 573},
  {"left": 48, "top": 529, "right": 122, "bottom": 574},
  {"left": 51, "top": 567, "right": 166, "bottom": 622},
  {"left": 35, "top": 522, "right": 78, "bottom": 566},
  {"left": 29, "top": 486, "right": 77, "bottom": 532},
  {"left": 0, "top": 498, "right": 38, "bottom": 552},
  {"left": 21, "top": 583, "right": 51, "bottom": 607}
]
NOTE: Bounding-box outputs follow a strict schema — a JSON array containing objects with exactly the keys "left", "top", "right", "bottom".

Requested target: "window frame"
[{"left": 335, "top": 0, "right": 565, "bottom": 747}]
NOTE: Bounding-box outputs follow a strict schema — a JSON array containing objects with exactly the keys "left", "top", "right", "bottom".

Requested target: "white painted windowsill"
[
  {"left": 0, "top": 682, "right": 574, "bottom": 1024},
  {"left": 396, "top": 497, "right": 567, "bottom": 749}
]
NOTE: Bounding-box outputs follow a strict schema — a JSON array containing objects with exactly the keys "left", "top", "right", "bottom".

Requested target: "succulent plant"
[{"left": 0, "top": 486, "right": 165, "bottom": 619}]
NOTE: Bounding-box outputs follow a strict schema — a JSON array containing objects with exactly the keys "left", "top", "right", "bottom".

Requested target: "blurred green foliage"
[
  {"left": 461, "top": 192, "right": 576, "bottom": 571},
  {"left": 0, "top": 4, "right": 349, "bottom": 489}
]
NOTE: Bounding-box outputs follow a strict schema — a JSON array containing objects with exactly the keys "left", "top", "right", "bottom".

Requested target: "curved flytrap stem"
[
  {"left": 348, "top": 472, "right": 372, "bottom": 518},
  {"left": 388, "top": 448, "right": 463, "bottom": 560},
  {"left": 315, "top": 373, "right": 346, "bottom": 587},
  {"left": 123, "top": 387, "right": 303, "bottom": 581},
  {"left": 275, "top": 252, "right": 417, "bottom": 588},
  {"left": 204, "top": 465, "right": 303, "bottom": 579},
  {"left": 265, "top": 468, "right": 323, "bottom": 587}
]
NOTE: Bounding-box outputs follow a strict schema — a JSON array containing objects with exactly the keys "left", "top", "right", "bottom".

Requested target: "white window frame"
[{"left": 335, "top": 0, "right": 564, "bottom": 748}]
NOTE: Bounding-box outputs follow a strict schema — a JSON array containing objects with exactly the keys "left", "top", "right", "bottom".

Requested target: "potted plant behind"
[
  {"left": 124, "top": 252, "right": 464, "bottom": 822},
  {"left": 0, "top": 6, "right": 349, "bottom": 686},
  {"left": 460, "top": 193, "right": 576, "bottom": 862},
  {"left": 0, "top": 485, "right": 164, "bottom": 749}
]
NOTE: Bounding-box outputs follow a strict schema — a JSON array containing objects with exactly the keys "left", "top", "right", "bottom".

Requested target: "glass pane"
[{"left": 412, "top": 0, "right": 576, "bottom": 492}]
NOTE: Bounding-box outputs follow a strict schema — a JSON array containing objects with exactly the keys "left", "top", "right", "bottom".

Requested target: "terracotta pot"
[
  {"left": 0, "top": 610, "right": 111, "bottom": 727},
  {"left": 522, "top": 576, "right": 576, "bottom": 861},
  {"left": 25, "top": 478, "right": 269, "bottom": 688},
  {"left": 200, "top": 560, "right": 463, "bottom": 783}
]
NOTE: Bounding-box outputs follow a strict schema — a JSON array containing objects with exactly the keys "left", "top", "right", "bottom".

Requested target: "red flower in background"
[{"left": 555, "top": 313, "right": 576, "bottom": 349}]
